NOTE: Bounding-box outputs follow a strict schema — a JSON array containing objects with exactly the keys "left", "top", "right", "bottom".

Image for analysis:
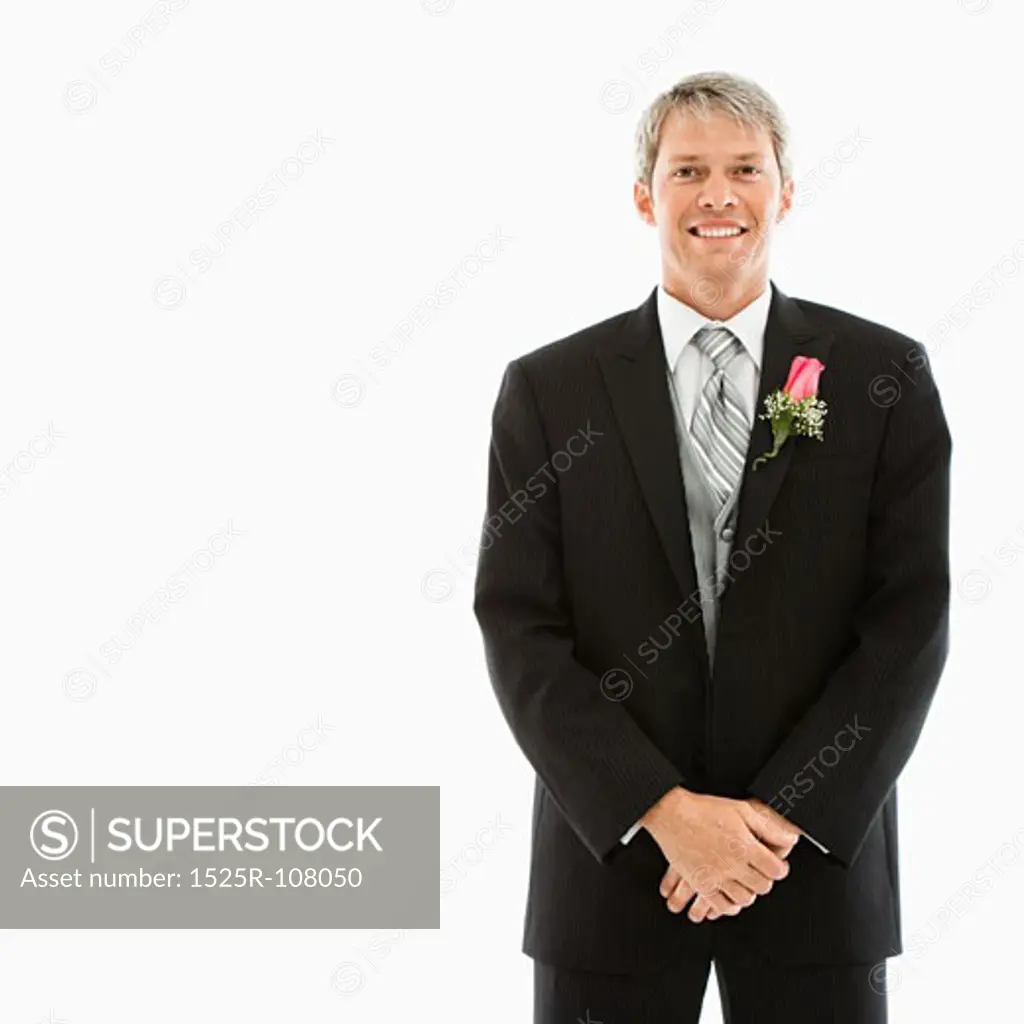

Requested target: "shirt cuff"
[
  {"left": 620, "top": 819, "right": 644, "bottom": 845},
  {"left": 801, "top": 828, "right": 830, "bottom": 854}
]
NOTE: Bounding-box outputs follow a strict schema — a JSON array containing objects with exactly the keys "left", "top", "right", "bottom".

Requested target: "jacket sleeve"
[
  {"left": 747, "top": 343, "right": 952, "bottom": 867},
  {"left": 473, "top": 358, "right": 685, "bottom": 865}
]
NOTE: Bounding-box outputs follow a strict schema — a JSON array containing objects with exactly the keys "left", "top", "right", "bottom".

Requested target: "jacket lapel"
[
  {"left": 721, "top": 282, "right": 834, "bottom": 604},
  {"left": 597, "top": 287, "right": 701, "bottom": 644}
]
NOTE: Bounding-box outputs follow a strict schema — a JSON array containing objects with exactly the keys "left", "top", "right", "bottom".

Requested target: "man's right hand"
[{"left": 641, "top": 787, "right": 799, "bottom": 921}]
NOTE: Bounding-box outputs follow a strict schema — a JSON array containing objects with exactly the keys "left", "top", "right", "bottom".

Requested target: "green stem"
[{"left": 752, "top": 421, "right": 791, "bottom": 470}]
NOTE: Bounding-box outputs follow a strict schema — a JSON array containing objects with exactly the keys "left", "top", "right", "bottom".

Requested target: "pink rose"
[{"left": 783, "top": 356, "right": 825, "bottom": 403}]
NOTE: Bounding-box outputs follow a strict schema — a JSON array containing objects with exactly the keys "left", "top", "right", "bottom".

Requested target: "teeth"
[{"left": 694, "top": 227, "right": 743, "bottom": 238}]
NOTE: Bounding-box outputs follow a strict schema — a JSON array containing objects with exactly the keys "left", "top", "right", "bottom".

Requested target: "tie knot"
[{"left": 692, "top": 325, "right": 744, "bottom": 373}]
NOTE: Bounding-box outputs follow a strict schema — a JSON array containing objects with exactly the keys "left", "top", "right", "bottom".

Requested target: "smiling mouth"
[{"left": 688, "top": 226, "right": 749, "bottom": 239}]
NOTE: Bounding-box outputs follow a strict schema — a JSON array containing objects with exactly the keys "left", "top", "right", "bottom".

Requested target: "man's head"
[{"left": 633, "top": 71, "right": 794, "bottom": 318}]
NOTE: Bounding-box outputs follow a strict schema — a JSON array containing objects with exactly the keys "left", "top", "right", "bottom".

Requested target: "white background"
[{"left": 2, "top": 0, "right": 1022, "bottom": 1019}]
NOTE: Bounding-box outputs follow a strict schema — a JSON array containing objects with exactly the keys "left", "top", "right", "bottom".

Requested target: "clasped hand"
[{"left": 643, "top": 791, "right": 802, "bottom": 924}]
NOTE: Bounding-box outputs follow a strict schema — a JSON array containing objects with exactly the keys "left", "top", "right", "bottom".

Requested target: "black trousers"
[{"left": 534, "top": 949, "right": 889, "bottom": 1023}]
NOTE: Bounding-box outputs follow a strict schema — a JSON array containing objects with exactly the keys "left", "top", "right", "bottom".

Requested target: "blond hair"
[{"left": 634, "top": 71, "right": 791, "bottom": 188}]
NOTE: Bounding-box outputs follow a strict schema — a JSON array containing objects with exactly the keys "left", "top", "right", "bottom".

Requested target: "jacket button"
[{"left": 721, "top": 527, "right": 735, "bottom": 542}]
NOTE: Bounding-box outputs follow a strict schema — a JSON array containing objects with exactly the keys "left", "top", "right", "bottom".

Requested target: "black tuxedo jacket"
[{"left": 472, "top": 281, "right": 951, "bottom": 972}]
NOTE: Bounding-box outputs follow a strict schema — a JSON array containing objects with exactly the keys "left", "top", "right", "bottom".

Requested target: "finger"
[
  {"left": 705, "top": 887, "right": 741, "bottom": 917},
  {"left": 691, "top": 889, "right": 738, "bottom": 921},
  {"left": 761, "top": 837, "right": 796, "bottom": 859},
  {"left": 688, "top": 894, "right": 714, "bottom": 922},
  {"left": 742, "top": 804, "right": 802, "bottom": 851},
  {"left": 724, "top": 829, "right": 787, "bottom": 874},
  {"left": 665, "top": 877, "right": 695, "bottom": 913},
  {"left": 736, "top": 864, "right": 774, "bottom": 897},
  {"left": 761, "top": 829, "right": 799, "bottom": 858},
  {"left": 660, "top": 865, "right": 681, "bottom": 898},
  {"left": 720, "top": 879, "right": 757, "bottom": 909},
  {"left": 746, "top": 839, "right": 791, "bottom": 881},
  {"left": 745, "top": 795, "right": 792, "bottom": 824},
  {"left": 742, "top": 800, "right": 802, "bottom": 846},
  {"left": 697, "top": 893, "right": 728, "bottom": 921}
]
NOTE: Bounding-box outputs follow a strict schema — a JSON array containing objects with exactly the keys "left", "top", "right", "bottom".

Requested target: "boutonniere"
[{"left": 752, "top": 356, "right": 828, "bottom": 469}]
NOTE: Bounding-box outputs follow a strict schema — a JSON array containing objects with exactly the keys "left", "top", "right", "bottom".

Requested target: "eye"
[
  {"left": 673, "top": 167, "right": 697, "bottom": 178},
  {"left": 737, "top": 165, "right": 761, "bottom": 176}
]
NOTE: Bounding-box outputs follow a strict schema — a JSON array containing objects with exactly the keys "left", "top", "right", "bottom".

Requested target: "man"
[{"left": 473, "top": 71, "right": 951, "bottom": 1022}]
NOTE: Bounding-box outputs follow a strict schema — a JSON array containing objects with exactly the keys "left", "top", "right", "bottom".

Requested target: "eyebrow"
[{"left": 666, "top": 153, "right": 766, "bottom": 162}]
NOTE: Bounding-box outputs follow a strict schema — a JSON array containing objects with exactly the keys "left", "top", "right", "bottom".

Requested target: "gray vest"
[{"left": 665, "top": 372, "right": 742, "bottom": 674}]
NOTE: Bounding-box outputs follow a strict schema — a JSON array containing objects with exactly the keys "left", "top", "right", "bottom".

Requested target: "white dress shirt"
[
  {"left": 657, "top": 281, "right": 769, "bottom": 430},
  {"left": 618, "top": 283, "right": 829, "bottom": 856}
]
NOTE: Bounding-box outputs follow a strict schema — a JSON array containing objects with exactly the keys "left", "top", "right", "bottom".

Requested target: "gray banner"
[{"left": 2, "top": 786, "right": 439, "bottom": 928}]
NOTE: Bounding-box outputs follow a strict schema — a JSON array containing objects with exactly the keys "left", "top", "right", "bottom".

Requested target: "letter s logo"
[{"left": 30, "top": 810, "right": 79, "bottom": 860}]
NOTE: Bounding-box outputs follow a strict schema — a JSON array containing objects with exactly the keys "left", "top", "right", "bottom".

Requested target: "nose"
[{"left": 697, "top": 170, "right": 737, "bottom": 210}]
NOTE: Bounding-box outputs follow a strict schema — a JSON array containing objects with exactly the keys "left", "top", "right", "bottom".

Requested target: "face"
[{"left": 634, "top": 108, "right": 793, "bottom": 314}]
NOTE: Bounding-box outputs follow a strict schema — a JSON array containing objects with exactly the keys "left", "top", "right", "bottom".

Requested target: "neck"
[{"left": 662, "top": 270, "right": 769, "bottom": 321}]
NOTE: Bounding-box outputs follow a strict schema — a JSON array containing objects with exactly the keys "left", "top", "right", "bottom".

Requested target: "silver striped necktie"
[{"left": 688, "top": 325, "right": 752, "bottom": 511}]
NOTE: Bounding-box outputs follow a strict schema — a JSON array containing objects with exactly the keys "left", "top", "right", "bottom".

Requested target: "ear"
[
  {"left": 777, "top": 175, "right": 795, "bottom": 224},
  {"left": 633, "top": 180, "right": 656, "bottom": 226}
]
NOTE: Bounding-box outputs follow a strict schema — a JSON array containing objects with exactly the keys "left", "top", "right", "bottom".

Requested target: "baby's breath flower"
[{"left": 753, "top": 392, "right": 828, "bottom": 468}]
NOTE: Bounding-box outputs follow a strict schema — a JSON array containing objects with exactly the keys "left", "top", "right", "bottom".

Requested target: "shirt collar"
[{"left": 657, "top": 282, "right": 772, "bottom": 374}]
